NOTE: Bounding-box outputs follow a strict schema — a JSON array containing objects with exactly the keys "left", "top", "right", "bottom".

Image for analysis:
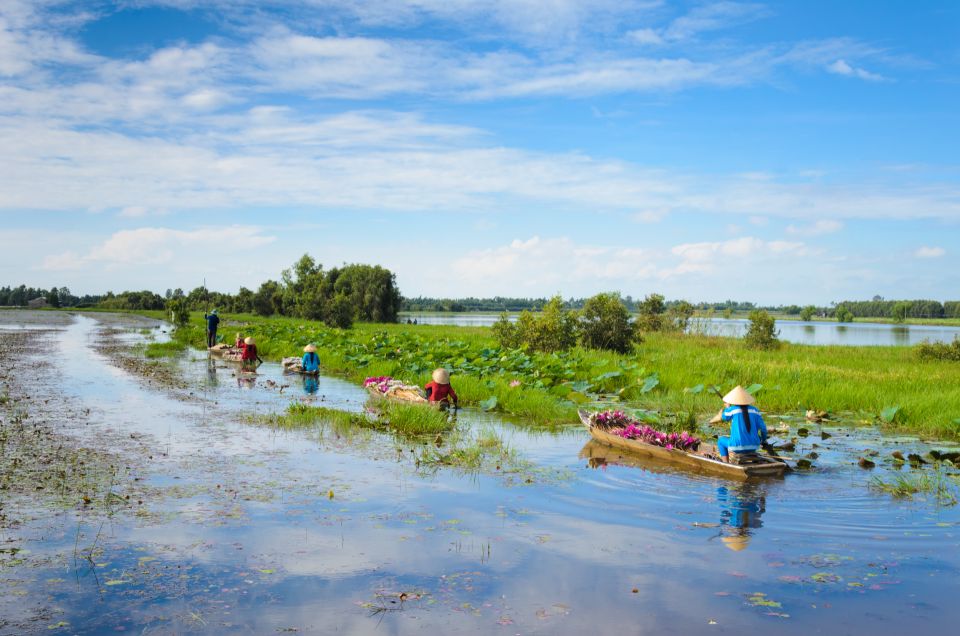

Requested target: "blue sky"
[{"left": 1, "top": 0, "right": 957, "bottom": 304}]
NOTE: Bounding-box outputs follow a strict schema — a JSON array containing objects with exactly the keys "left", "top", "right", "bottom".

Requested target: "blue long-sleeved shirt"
[
  {"left": 204, "top": 313, "right": 220, "bottom": 331},
  {"left": 721, "top": 405, "right": 767, "bottom": 452},
  {"left": 301, "top": 352, "right": 319, "bottom": 373}
]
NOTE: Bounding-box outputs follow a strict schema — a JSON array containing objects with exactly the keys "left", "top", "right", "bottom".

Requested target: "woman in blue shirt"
[
  {"left": 301, "top": 343, "right": 320, "bottom": 375},
  {"left": 710, "top": 385, "right": 767, "bottom": 462}
]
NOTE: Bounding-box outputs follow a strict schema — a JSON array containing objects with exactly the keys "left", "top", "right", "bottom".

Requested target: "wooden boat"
[
  {"left": 208, "top": 345, "right": 243, "bottom": 363},
  {"left": 366, "top": 384, "right": 430, "bottom": 404},
  {"left": 281, "top": 357, "right": 319, "bottom": 376},
  {"left": 579, "top": 410, "right": 787, "bottom": 480}
]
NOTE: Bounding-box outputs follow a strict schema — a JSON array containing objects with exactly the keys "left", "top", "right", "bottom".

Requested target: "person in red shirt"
[
  {"left": 241, "top": 336, "right": 262, "bottom": 372},
  {"left": 424, "top": 368, "right": 458, "bottom": 406},
  {"left": 235, "top": 332, "right": 245, "bottom": 349}
]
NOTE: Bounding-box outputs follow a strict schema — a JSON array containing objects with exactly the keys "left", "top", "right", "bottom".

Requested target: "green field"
[{"left": 158, "top": 311, "right": 960, "bottom": 439}]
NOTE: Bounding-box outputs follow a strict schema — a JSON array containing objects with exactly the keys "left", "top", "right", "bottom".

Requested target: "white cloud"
[
  {"left": 785, "top": 219, "right": 843, "bottom": 236},
  {"left": 118, "top": 206, "right": 149, "bottom": 218},
  {"left": 662, "top": 2, "right": 767, "bottom": 42},
  {"left": 627, "top": 28, "right": 663, "bottom": 46},
  {"left": 632, "top": 209, "right": 667, "bottom": 223},
  {"left": 914, "top": 246, "right": 945, "bottom": 259},
  {"left": 826, "top": 58, "right": 885, "bottom": 81}
]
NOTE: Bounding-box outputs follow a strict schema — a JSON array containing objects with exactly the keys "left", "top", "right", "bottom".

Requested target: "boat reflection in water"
[{"left": 716, "top": 483, "right": 766, "bottom": 552}]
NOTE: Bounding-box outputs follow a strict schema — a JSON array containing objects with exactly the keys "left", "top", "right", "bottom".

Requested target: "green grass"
[
  {"left": 144, "top": 340, "right": 188, "bottom": 358},
  {"left": 146, "top": 311, "right": 960, "bottom": 438},
  {"left": 414, "top": 427, "right": 520, "bottom": 472}
]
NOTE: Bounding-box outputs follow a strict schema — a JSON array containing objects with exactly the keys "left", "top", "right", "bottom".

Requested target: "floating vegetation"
[
  {"left": 261, "top": 401, "right": 453, "bottom": 436},
  {"left": 870, "top": 465, "right": 958, "bottom": 506}
]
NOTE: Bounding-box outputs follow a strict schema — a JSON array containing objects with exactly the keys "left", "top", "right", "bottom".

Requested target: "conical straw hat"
[
  {"left": 721, "top": 535, "right": 751, "bottom": 552},
  {"left": 244, "top": 336, "right": 255, "bottom": 345},
  {"left": 432, "top": 368, "right": 450, "bottom": 384},
  {"left": 303, "top": 344, "right": 317, "bottom": 353},
  {"left": 722, "top": 385, "right": 754, "bottom": 405}
]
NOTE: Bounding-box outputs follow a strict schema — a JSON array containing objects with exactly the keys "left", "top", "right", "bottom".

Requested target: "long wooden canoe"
[
  {"left": 366, "top": 384, "right": 430, "bottom": 404},
  {"left": 579, "top": 410, "right": 786, "bottom": 480},
  {"left": 208, "top": 345, "right": 243, "bottom": 363}
]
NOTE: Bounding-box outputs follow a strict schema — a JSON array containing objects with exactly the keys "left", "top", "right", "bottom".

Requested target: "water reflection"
[
  {"left": 303, "top": 375, "right": 319, "bottom": 395},
  {"left": 891, "top": 326, "right": 910, "bottom": 346},
  {"left": 717, "top": 483, "right": 766, "bottom": 552},
  {"left": 205, "top": 356, "right": 219, "bottom": 386}
]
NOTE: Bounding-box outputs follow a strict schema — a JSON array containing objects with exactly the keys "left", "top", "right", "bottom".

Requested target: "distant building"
[{"left": 28, "top": 297, "right": 48, "bottom": 309}]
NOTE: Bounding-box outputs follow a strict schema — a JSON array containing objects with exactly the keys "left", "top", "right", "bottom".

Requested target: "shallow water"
[
  {"left": 400, "top": 312, "right": 960, "bottom": 346},
  {"left": 2, "top": 312, "right": 960, "bottom": 634}
]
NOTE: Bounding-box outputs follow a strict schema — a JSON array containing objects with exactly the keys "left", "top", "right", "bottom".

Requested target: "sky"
[{"left": 1, "top": 0, "right": 958, "bottom": 304}]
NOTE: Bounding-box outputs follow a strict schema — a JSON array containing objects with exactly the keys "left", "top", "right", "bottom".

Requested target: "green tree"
[
  {"left": 800, "top": 305, "right": 816, "bottom": 321},
  {"left": 667, "top": 300, "right": 694, "bottom": 332},
  {"left": 579, "top": 293, "right": 640, "bottom": 353},
  {"left": 637, "top": 293, "right": 666, "bottom": 331},
  {"left": 835, "top": 305, "right": 854, "bottom": 323},
  {"left": 891, "top": 301, "right": 911, "bottom": 324},
  {"left": 323, "top": 293, "right": 354, "bottom": 329},
  {"left": 744, "top": 310, "right": 780, "bottom": 350},
  {"left": 492, "top": 296, "right": 578, "bottom": 352},
  {"left": 46, "top": 287, "right": 60, "bottom": 308},
  {"left": 253, "top": 280, "right": 283, "bottom": 316},
  {"left": 167, "top": 297, "right": 190, "bottom": 327}
]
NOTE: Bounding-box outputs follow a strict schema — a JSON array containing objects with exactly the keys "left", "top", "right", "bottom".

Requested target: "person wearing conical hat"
[
  {"left": 301, "top": 343, "right": 320, "bottom": 375},
  {"left": 710, "top": 385, "right": 768, "bottom": 462},
  {"left": 240, "top": 336, "right": 262, "bottom": 372},
  {"left": 424, "top": 367, "right": 458, "bottom": 406},
  {"left": 716, "top": 484, "right": 764, "bottom": 552},
  {"left": 235, "top": 332, "right": 245, "bottom": 349}
]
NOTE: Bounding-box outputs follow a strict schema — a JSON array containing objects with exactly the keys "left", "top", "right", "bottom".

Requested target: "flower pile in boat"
[
  {"left": 593, "top": 410, "right": 700, "bottom": 451},
  {"left": 364, "top": 376, "right": 395, "bottom": 394}
]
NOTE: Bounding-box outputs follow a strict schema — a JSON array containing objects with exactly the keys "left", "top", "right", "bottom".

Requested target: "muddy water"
[{"left": 2, "top": 312, "right": 959, "bottom": 634}]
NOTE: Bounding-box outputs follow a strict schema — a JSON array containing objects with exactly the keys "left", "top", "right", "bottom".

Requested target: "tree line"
[{"left": 0, "top": 285, "right": 101, "bottom": 308}]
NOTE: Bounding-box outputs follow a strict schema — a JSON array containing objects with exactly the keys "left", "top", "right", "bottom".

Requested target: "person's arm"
[{"left": 449, "top": 386, "right": 458, "bottom": 405}]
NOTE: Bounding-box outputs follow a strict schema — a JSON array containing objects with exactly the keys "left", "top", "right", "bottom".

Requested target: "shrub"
[
  {"left": 637, "top": 293, "right": 667, "bottom": 331},
  {"left": 579, "top": 292, "right": 640, "bottom": 353},
  {"left": 892, "top": 301, "right": 911, "bottom": 324},
  {"left": 744, "top": 310, "right": 780, "bottom": 350},
  {"left": 166, "top": 298, "right": 190, "bottom": 327},
  {"left": 800, "top": 305, "right": 815, "bottom": 321},
  {"left": 323, "top": 293, "right": 354, "bottom": 329},
  {"left": 492, "top": 296, "right": 578, "bottom": 352},
  {"left": 917, "top": 337, "right": 960, "bottom": 362},
  {"left": 667, "top": 300, "right": 694, "bottom": 332},
  {"left": 835, "top": 305, "right": 854, "bottom": 323}
]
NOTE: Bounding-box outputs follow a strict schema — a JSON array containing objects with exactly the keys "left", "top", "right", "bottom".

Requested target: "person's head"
[
  {"left": 211, "top": 309, "right": 218, "bottom": 315},
  {"left": 432, "top": 368, "right": 450, "bottom": 385},
  {"left": 304, "top": 343, "right": 317, "bottom": 353},
  {"left": 722, "top": 385, "right": 755, "bottom": 406},
  {"left": 244, "top": 336, "right": 255, "bottom": 345}
]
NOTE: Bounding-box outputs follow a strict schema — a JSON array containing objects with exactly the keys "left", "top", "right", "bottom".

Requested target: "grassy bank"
[{"left": 159, "top": 312, "right": 960, "bottom": 437}]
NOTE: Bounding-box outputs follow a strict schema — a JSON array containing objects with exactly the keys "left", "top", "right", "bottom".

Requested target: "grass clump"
[
  {"left": 144, "top": 340, "right": 188, "bottom": 358},
  {"left": 870, "top": 467, "right": 958, "bottom": 506},
  {"left": 415, "top": 428, "right": 520, "bottom": 473},
  {"left": 377, "top": 401, "right": 454, "bottom": 435}
]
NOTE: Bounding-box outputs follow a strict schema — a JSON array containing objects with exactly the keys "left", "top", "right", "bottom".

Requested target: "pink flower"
[{"left": 510, "top": 380, "right": 521, "bottom": 387}]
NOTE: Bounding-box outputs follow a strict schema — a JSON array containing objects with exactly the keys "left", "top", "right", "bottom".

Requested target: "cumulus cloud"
[
  {"left": 914, "top": 246, "right": 945, "bottom": 258},
  {"left": 43, "top": 226, "right": 276, "bottom": 270}
]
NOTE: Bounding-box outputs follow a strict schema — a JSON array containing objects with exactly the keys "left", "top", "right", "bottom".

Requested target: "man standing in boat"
[{"left": 204, "top": 309, "right": 220, "bottom": 348}]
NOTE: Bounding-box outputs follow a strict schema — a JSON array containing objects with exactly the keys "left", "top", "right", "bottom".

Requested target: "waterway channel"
[{"left": 1, "top": 311, "right": 959, "bottom": 634}]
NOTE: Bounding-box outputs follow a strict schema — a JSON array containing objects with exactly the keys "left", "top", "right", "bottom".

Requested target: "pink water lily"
[{"left": 594, "top": 410, "right": 700, "bottom": 451}]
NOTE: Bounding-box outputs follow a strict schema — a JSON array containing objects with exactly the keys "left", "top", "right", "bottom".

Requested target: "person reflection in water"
[
  {"left": 303, "top": 375, "right": 319, "bottom": 395},
  {"left": 717, "top": 484, "right": 765, "bottom": 552}
]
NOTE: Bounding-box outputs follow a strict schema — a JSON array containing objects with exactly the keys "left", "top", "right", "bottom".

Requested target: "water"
[
  {"left": 400, "top": 312, "right": 960, "bottom": 346},
  {"left": 2, "top": 311, "right": 959, "bottom": 634}
]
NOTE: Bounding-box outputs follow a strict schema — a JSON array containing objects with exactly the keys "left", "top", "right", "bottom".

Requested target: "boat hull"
[{"left": 579, "top": 410, "right": 786, "bottom": 481}]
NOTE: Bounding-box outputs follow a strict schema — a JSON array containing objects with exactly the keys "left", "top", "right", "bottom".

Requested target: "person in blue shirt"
[
  {"left": 301, "top": 343, "right": 320, "bottom": 375},
  {"left": 710, "top": 385, "right": 768, "bottom": 462},
  {"left": 204, "top": 309, "right": 220, "bottom": 348}
]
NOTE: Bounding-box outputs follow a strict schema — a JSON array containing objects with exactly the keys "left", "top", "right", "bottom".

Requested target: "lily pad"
[
  {"left": 479, "top": 396, "right": 498, "bottom": 411},
  {"left": 640, "top": 373, "right": 660, "bottom": 394},
  {"left": 880, "top": 406, "right": 901, "bottom": 423},
  {"left": 745, "top": 383, "right": 763, "bottom": 395}
]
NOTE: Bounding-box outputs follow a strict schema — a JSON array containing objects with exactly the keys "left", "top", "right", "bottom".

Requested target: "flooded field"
[
  {"left": 2, "top": 311, "right": 959, "bottom": 634},
  {"left": 400, "top": 312, "right": 960, "bottom": 346}
]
